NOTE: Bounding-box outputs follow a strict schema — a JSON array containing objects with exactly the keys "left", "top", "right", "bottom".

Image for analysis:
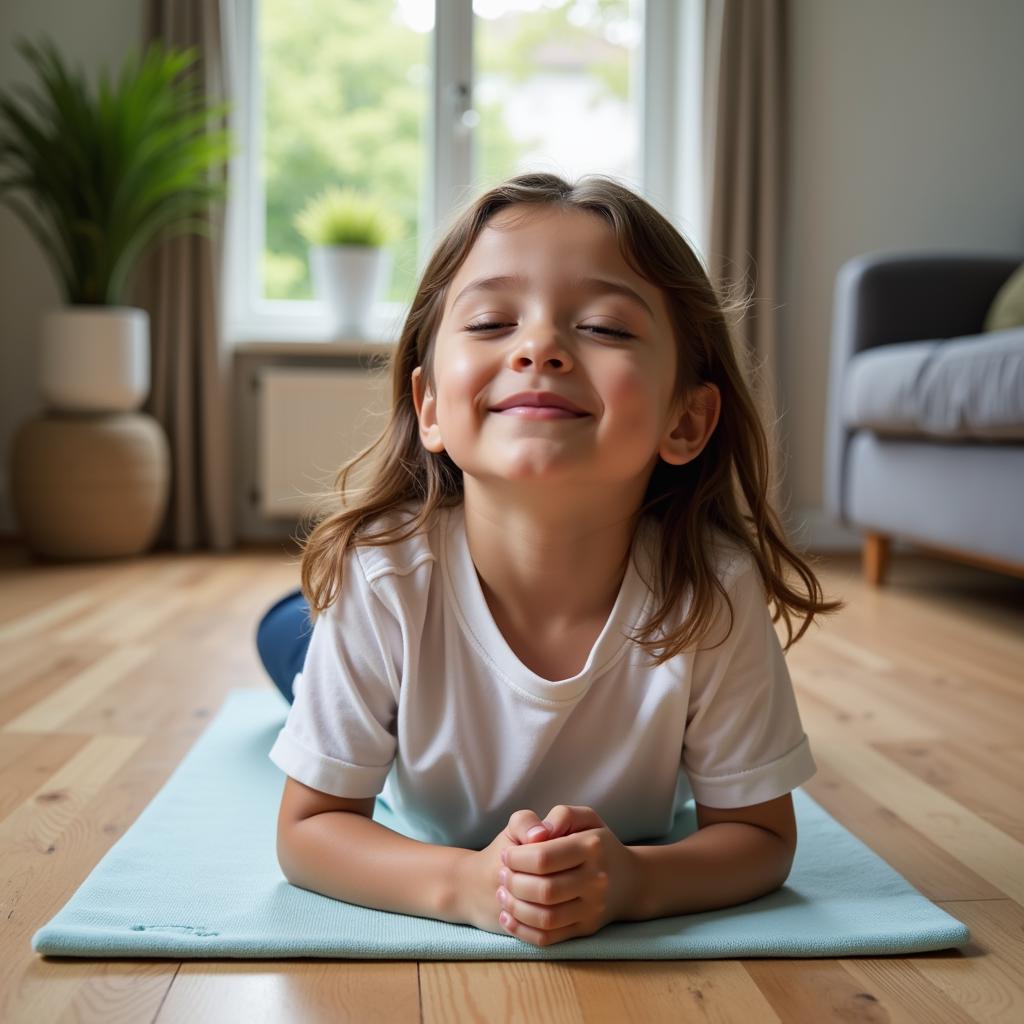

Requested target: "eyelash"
[{"left": 464, "top": 322, "right": 634, "bottom": 339}]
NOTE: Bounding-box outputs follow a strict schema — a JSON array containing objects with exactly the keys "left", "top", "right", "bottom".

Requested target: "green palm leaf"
[{"left": 0, "top": 35, "right": 233, "bottom": 306}]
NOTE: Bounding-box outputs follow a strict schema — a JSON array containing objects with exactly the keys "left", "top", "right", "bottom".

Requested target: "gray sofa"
[{"left": 824, "top": 250, "right": 1024, "bottom": 583}]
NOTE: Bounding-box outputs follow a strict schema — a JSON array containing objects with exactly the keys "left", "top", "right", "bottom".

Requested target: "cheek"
[
  {"left": 435, "top": 352, "right": 486, "bottom": 421},
  {"left": 603, "top": 365, "right": 663, "bottom": 431}
]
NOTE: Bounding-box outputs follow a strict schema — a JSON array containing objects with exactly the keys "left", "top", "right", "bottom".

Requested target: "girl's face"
[{"left": 412, "top": 205, "right": 702, "bottom": 497}]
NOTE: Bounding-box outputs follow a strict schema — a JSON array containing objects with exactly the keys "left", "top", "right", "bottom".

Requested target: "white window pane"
[
  {"left": 473, "top": 0, "right": 643, "bottom": 189},
  {"left": 259, "top": 0, "right": 433, "bottom": 305}
]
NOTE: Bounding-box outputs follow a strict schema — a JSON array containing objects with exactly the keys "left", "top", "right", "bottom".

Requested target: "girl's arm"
[
  {"left": 628, "top": 793, "right": 797, "bottom": 920},
  {"left": 279, "top": 809, "right": 473, "bottom": 923},
  {"left": 276, "top": 776, "right": 471, "bottom": 923}
]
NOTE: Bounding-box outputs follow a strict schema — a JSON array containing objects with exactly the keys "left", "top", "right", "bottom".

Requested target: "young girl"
[{"left": 259, "top": 172, "right": 840, "bottom": 949}]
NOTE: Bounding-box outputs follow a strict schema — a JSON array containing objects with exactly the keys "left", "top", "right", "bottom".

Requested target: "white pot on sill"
[
  {"left": 39, "top": 306, "right": 150, "bottom": 413},
  {"left": 310, "top": 245, "right": 392, "bottom": 339}
]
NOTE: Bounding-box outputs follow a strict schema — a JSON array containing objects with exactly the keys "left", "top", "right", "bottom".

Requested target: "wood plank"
[
  {"left": 746, "top": 958, "right": 973, "bottom": 1023},
  {"left": 801, "top": 761, "right": 1003, "bottom": 903},
  {"left": 0, "top": 734, "right": 145, "bottom": 1002},
  {"left": 572, "top": 960, "right": 781, "bottom": 1023},
  {"left": 0, "top": 642, "right": 114, "bottom": 718},
  {"left": 825, "top": 587, "right": 1024, "bottom": 698},
  {"left": 801, "top": 626, "right": 895, "bottom": 672},
  {"left": 920, "top": 900, "right": 1024, "bottom": 1023},
  {"left": 815, "top": 736, "right": 1024, "bottom": 904},
  {"left": 3, "top": 960, "right": 177, "bottom": 1024},
  {"left": 423, "top": 960, "right": 783, "bottom": 1024},
  {"left": 157, "top": 962, "right": 420, "bottom": 1024},
  {"left": 0, "top": 734, "right": 145, "bottom": 856},
  {"left": 875, "top": 742, "right": 1024, "bottom": 844},
  {"left": 421, "top": 962, "right": 584, "bottom": 1023},
  {"left": 2, "top": 725, "right": 226, "bottom": 1021},
  {"left": 791, "top": 665, "right": 944, "bottom": 743},
  {"left": 0, "top": 731, "right": 90, "bottom": 822},
  {"left": 4, "top": 645, "right": 157, "bottom": 733},
  {"left": 805, "top": 653, "right": 1023, "bottom": 751},
  {"left": 52, "top": 563, "right": 203, "bottom": 646}
]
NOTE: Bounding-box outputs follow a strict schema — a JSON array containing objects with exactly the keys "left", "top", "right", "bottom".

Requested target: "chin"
[{"left": 470, "top": 460, "right": 579, "bottom": 485}]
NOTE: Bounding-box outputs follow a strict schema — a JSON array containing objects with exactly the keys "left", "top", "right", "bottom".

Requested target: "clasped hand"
[{"left": 459, "top": 805, "right": 642, "bottom": 947}]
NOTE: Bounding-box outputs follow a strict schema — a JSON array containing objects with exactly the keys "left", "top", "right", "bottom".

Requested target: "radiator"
[{"left": 257, "top": 367, "right": 392, "bottom": 519}]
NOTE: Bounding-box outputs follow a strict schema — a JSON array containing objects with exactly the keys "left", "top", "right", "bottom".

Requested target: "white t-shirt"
[{"left": 267, "top": 503, "right": 816, "bottom": 851}]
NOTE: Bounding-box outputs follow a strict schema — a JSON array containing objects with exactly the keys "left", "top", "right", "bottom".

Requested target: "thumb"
[
  {"left": 541, "top": 805, "right": 605, "bottom": 839},
  {"left": 508, "top": 810, "right": 553, "bottom": 844}
]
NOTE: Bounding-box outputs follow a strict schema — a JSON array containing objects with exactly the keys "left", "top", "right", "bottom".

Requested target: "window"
[{"left": 225, "top": 0, "right": 704, "bottom": 343}]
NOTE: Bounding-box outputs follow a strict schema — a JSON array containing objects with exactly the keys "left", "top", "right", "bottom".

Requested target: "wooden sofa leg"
[{"left": 863, "top": 533, "right": 890, "bottom": 585}]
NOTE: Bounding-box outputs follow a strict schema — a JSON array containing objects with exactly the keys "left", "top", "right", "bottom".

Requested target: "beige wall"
[
  {"left": 0, "top": 1, "right": 146, "bottom": 536},
  {"left": 2, "top": 1, "right": 1023, "bottom": 542},
  {"left": 780, "top": 0, "right": 1024, "bottom": 547}
]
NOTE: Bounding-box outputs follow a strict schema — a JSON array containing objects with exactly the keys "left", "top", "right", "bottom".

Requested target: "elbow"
[
  {"left": 769, "top": 859, "right": 794, "bottom": 895},
  {"left": 276, "top": 832, "right": 297, "bottom": 885},
  {"left": 766, "top": 834, "right": 797, "bottom": 894},
  {"left": 276, "top": 820, "right": 307, "bottom": 888},
  {"left": 275, "top": 814, "right": 337, "bottom": 893}
]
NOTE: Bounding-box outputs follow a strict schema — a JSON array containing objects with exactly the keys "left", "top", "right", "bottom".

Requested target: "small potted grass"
[{"left": 294, "top": 186, "right": 401, "bottom": 339}]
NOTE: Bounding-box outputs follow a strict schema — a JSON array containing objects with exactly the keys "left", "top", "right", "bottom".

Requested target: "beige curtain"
[
  {"left": 132, "top": 0, "right": 235, "bottom": 551},
  {"left": 702, "top": 0, "right": 786, "bottom": 419}
]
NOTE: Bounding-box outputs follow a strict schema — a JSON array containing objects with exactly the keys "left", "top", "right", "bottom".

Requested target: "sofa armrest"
[{"left": 823, "top": 250, "right": 1023, "bottom": 522}]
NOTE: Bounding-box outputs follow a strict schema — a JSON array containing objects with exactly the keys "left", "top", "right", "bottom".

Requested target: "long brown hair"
[{"left": 298, "top": 172, "right": 841, "bottom": 660}]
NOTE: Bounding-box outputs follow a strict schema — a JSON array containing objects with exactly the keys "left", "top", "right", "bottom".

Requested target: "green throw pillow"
[{"left": 985, "top": 262, "right": 1024, "bottom": 331}]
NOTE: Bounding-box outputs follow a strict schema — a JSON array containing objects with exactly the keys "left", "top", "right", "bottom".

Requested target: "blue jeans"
[{"left": 255, "top": 587, "right": 313, "bottom": 705}]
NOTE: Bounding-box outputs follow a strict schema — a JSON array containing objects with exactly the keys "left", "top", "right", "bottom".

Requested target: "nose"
[{"left": 506, "top": 327, "right": 574, "bottom": 372}]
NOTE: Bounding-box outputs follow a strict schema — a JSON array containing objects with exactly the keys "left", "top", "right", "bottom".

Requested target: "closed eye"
[{"left": 463, "top": 322, "right": 633, "bottom": 339}]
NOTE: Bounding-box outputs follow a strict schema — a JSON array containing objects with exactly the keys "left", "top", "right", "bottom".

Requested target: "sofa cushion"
[
  {"left": 984, "top": 261, "right": 1024, "bottom": 332},
  {"left": 843, "top": 329, "right": 1024, "bottom": 440}
]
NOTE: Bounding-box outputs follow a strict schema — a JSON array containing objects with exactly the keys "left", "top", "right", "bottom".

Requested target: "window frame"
[{"left": 223, "top": 0, "right": 705, "bottom": 344}]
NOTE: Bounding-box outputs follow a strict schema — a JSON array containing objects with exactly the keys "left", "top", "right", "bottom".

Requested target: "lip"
[{"left": 489, "top": 391, "right": 588, "bottom": 415}]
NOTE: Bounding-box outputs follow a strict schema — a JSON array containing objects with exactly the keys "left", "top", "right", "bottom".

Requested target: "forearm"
[
  {"left": 627, "top": 822, "right": 794, "bottom": 921},
  {"left": 279, "top": 811, "right": 473, "bottom": 924}
]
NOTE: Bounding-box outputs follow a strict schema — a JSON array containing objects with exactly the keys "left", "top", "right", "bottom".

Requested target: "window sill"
[
  {"left": 226, "top": 299, "right": 407, "bottom": 353},
  {"left": 232, "top": 338, "right": 396, "bottom": 358}
]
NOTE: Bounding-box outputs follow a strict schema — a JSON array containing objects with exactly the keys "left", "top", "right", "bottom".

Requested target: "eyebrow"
[{"left": 451, "top": 273, "right": 655, "bottom": 319}]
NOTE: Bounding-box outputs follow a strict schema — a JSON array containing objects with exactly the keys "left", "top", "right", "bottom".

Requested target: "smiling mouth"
[{"left": 492, "top": 406, "right": 589, "bottom": 420}]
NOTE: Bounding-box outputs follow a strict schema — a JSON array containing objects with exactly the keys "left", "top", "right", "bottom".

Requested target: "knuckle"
[
  {"left": 538, "top": 908, "right": 556, "bottom": 929},
  {"left": 538, "top": 879, "right": 555, "bottom": 903},
  {"left": 583, "top": 834, "right": 601, "bottom": 854},
  {"left": 594, "top": 871, "right": 609, "bottom": 890}
]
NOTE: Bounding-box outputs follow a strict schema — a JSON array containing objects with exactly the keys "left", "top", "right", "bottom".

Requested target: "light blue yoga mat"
[{"left": 33, "top": 689, "right": 970, "bottom": 960}]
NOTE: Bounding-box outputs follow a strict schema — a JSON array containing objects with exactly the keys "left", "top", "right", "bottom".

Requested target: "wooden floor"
[{"left": 1, "top": 539, "right": 1022, "bottom": 1023}]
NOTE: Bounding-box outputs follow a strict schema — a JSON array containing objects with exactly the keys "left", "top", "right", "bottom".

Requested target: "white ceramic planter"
[
  {"left": 310, "top": 245, "right": 392, "bottom": 338},
  {"left": 40, "top": 306, "right": 150, "bottom": 413}
]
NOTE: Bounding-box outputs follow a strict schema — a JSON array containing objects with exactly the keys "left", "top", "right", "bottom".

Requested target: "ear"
[
  {"left": 411, "top": 366, "right": 445, "bottom": 454},
  {"left": 659, "top": 383, "right": 721, "bottom": 466}
]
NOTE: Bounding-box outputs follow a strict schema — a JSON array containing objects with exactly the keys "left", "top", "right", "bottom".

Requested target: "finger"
[
  {"left": 496, "top": 886, "right": 584, "bottom": 932},
  {"left": 503, "top": 862, "right": 590, "bottom": 906},
  {"left": 503, "top": 830, "right": 600, "bottom": 875},
  {"left": 504, "top": 809, "right": 551, "bottom": 845},
  {"left": 541, "top": 805, "right": 605, "bottom": 839},
  {"left": 498, "top": 909, "right": 587, "bottom": 948}
]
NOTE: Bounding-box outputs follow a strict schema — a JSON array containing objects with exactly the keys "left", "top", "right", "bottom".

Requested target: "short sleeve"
[
  {"left": 267, "top": 546, "right": 402, "bottom": 798},
  {"left": 681, "top": 553, "right": 816, "bottom": 808}
]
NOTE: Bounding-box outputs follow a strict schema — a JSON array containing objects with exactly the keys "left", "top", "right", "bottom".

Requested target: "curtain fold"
[
  {"left": 702, "top": 0, "right": 787, "bottom": 496},
  {"left": 133, "top": 0, "right": 235, "bottom": 551}
]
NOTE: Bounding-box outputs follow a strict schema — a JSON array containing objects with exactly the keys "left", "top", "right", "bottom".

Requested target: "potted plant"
[
  {"left": 1, "top": 36, "right": 232, "bottom": 561},
  {"left": 0, "top": 36, "right": 232, "bottom": 412},
  {"left": 294, "top": 186, "right": 401, "bottom": 338}
]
